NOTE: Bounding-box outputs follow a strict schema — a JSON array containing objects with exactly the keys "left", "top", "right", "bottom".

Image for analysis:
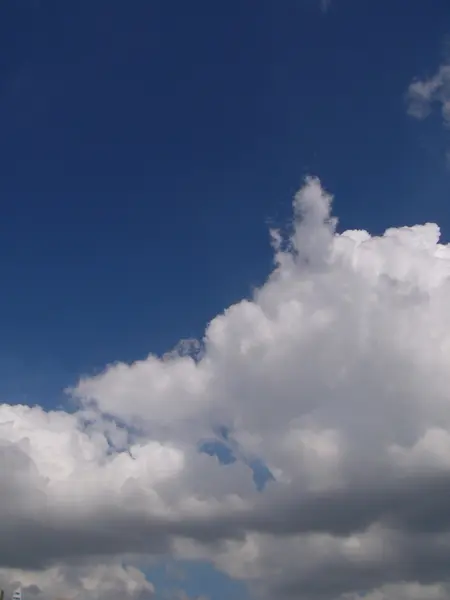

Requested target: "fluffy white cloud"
[
  {"left": 3, "top": 177, "right": 450, "bottom": 598},
  {"left": 407, "top": 64, "right": 450, "bottom": 124}
]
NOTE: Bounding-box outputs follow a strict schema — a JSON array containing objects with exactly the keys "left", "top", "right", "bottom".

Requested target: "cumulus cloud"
[
  {"left": 3, "top": 177, "right": 450, "bottom": 598},
  {"left": 407, "top": 64, "right": 450, "bottom": 125}
]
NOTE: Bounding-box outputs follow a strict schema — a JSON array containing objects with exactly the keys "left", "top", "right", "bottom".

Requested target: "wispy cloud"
[
  {"left": 320, "top": 0, "right": 332, "bottom": 13},
  {"left": 406, "top": 64, "right": 450, "bottom": 126}
]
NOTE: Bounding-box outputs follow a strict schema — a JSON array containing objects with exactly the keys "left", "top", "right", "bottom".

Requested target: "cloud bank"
[{"left": 3, "top": 177, "right": 450, "bottom": 599}]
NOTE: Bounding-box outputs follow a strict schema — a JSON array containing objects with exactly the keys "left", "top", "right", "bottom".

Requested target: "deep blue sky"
[{"left": 0, "top": 0, "right": 449, "bottom": 410}]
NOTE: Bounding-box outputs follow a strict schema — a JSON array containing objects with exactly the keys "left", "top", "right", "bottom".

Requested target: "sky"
[{"left": 2, "top": 0, "right": 450, "bottom": 599}]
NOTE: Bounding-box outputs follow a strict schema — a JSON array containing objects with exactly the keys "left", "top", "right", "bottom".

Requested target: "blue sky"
[
  {"left": 0, "top": 0, "right": 449, "bottom": 407},
  {"left": 1, "top": 1, "right": 450, "bottom": 598}
]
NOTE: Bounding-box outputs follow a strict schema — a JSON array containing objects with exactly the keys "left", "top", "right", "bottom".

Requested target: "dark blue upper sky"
[{"left": 1, "top": 0, "right": 449, "bottom": 408}]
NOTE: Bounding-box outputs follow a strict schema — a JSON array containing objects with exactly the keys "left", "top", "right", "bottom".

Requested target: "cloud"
[
  {"left": 0, "top": 563, "right": 155, "bottom": 600},
  {"left": 164, "top": 592, "right": 208, "bottom": 600},
  {"left": 407, "top": 64, "right": 450, "bottom": 125},
  {"left": 4, "top": 177, "right": 450, "bottom": 598}
]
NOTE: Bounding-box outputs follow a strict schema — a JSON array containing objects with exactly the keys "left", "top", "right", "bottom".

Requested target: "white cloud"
[
  {"left": 4, "top": 177, "right": 450, "bottom": 598},
  {"left": 407, "top": 64, "right": 450, "bottom": 125}
]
